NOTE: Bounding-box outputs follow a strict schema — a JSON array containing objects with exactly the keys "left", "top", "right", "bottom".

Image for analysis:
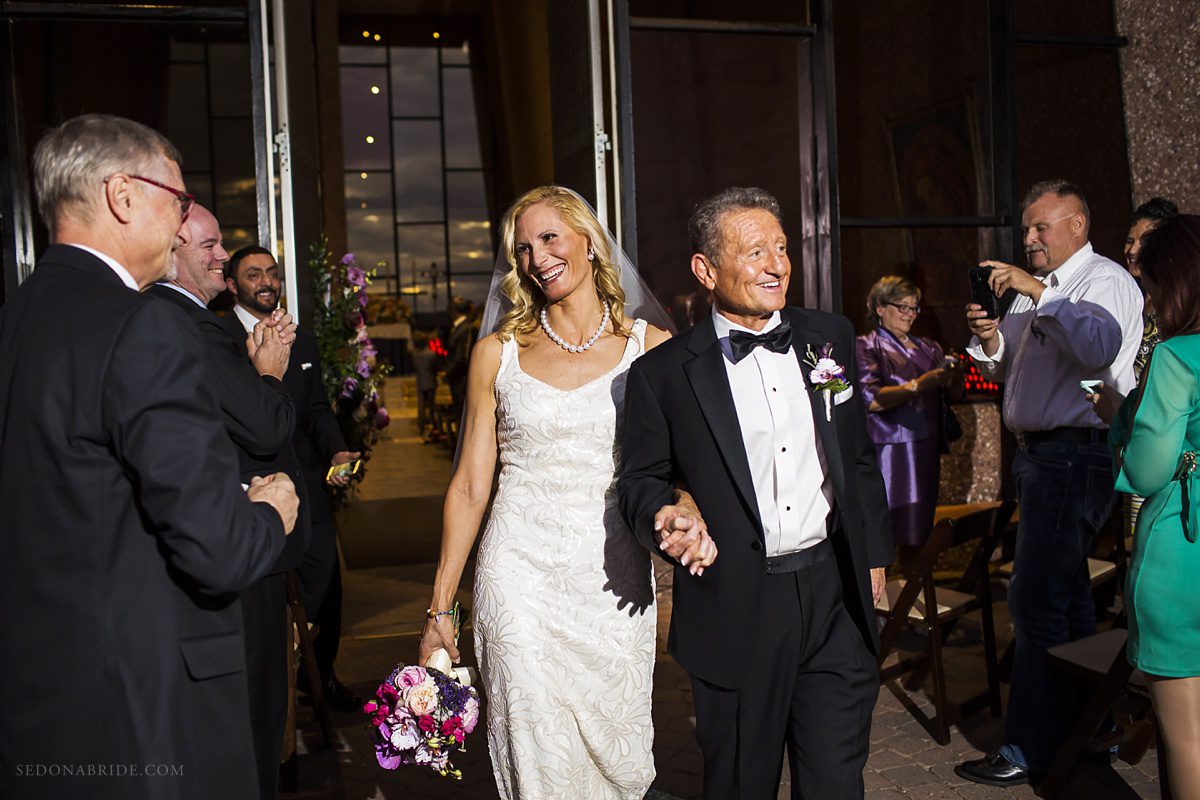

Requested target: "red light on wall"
[{"left": 957, "top": 352, "right": 1000, "bottom": 395}]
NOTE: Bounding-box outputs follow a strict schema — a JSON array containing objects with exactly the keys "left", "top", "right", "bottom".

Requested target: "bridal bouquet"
[{"left": 362, "top": 656, "right": 480, "bottom": 779}]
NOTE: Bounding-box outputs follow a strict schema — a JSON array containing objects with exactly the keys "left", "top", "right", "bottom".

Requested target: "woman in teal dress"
[{"left": 1098, "top": 213, "right": 1200, "bottom": 799}]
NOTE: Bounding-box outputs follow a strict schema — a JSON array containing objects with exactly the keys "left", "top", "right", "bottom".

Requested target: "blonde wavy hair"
[{"left": 494, "top": 185, "right": 629, "bottom": 342}]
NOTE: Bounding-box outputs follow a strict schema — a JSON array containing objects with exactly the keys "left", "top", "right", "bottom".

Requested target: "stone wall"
[
  {"left": 939, "top": 400, "right": 1002, "bottom": 505},
  {"left": 1115, "top": 2, "right": 1200, "bottom": 210}
]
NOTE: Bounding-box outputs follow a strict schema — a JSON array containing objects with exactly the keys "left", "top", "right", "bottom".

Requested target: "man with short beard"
[
  {"left": 955, "top": 180, "right": 1143, "bottom": 787},
  {"left": 223, "top": 245, "right": 362, "bottom": 712},
  {"left": 146, "top": 206, "right": 310, "bottom": 799}
]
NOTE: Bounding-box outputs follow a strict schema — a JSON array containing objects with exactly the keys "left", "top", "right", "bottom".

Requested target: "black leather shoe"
[
  {"left": 321, "top": 677, "right": 364, "bottom": 713},
  {"left": 954, "top": 752, "right": 1031, "bottom": 787}
]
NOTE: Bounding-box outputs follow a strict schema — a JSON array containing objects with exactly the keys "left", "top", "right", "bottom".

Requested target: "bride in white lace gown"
[{"left": 418, "top": 186, "right": 715, "bottom": 799}]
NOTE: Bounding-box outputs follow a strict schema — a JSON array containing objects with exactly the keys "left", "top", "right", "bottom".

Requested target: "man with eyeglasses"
[
  {"left": 147, "top": 204, "right": 310, "bottom": 799},
  {"left": 955, "top": 180, "right": 1143, "bottom": 788},
  {"left": 0, "top": 114, "right": 299, "bottom": 800}
]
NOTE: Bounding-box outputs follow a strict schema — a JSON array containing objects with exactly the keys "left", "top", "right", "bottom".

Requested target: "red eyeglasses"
[{"left": 106, "top": 174, "right": 196, "bottom": 223}]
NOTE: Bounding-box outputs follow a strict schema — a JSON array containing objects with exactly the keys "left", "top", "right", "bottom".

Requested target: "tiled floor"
[{"left": 282, "top": 376, "right": 1161, "bottom": 800}]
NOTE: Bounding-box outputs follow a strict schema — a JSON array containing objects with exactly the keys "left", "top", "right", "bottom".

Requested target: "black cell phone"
[{"left": 968, "top": 266, "right": 999, "bottom": 319}]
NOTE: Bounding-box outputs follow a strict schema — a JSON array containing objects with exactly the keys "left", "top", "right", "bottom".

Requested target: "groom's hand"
[{"left": 654, "top": 504, "right": 718, "bottom": 576}]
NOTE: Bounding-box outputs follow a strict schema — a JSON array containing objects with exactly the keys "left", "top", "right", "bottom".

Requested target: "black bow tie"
[{"left": 728, "top": 321, "right": 793, "bottom": 364}]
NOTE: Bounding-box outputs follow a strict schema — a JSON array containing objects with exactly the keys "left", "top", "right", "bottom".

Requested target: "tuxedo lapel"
[
  {"left": 787, "top": 308, "right": 847, "bottom": 502},
  {"left": 683, "top": 319, "right": 764, "bottom": 537}
]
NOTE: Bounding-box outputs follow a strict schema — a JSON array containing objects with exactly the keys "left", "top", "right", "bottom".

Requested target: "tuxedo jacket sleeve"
[{"left": 834, "top": 315, "right": 895, "bottom": 569}]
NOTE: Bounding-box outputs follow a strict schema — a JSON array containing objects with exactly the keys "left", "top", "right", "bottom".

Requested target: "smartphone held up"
[{"left": 968, "top": 266, "right": 1000, "bottom": 319}]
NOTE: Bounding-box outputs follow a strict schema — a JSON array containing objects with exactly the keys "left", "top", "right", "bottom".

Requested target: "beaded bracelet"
[{"left": 426, "top": 608, "right": 455, "bottom": 621}]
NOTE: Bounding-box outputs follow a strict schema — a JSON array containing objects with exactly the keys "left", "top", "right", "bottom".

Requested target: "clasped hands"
[
  {"left": 245, "top": 308, "right": 297, "bottom": 380},
  {"left": 246, "top": 472, "right": 300, "bottom": 534},
  {"left": 653, "top": 495, "right": 717, "bottom": 577}
]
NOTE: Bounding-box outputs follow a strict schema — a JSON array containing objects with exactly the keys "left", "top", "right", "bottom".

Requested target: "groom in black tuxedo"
[{"left": 619, "top": 187, "right": 893, "bottom": 799}]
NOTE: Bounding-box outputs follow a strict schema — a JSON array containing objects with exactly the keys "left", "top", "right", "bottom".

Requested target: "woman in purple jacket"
[{"left": 856, "top": 276, "right": 963, "bottom": 550}]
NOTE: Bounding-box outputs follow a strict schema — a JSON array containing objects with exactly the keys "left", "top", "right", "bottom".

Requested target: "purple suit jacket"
[{"left": 855, "top": 327, "right": 943, "bottom": 446}]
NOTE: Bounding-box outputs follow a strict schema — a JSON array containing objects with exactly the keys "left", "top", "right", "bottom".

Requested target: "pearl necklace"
[{"left": 540, "top": 301, "right": 611, "bottom": 353}]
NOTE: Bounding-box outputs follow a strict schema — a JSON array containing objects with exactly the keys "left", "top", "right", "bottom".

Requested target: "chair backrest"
[{"left": 902, "top": 501, "right": 1006, "bottom": 583}]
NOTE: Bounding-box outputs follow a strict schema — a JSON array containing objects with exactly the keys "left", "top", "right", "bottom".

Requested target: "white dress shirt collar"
[
  {"left": 1040, "top": 241, "right": 1093, "bottom": 288},
  {"left": 62, "top": 243, "right": 138, "bottom": 291},
  {"left": 233, "top": 303, "right": 260, "bottom": 333},
  {"left": 154, "top": 281, "right": 207, "bottom": 308}
]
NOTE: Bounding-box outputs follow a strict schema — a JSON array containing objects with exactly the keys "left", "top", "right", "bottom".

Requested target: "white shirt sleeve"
[{"left": 966, "top": 330, "right": 1008, "bottom": 381}]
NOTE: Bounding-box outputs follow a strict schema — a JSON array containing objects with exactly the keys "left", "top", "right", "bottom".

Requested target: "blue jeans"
[{"left": 1004, "top": 439, "right": 1115, "bottom": 771}]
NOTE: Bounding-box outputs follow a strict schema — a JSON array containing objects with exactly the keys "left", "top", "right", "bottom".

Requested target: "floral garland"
[{"left": 309, "top": 241, "right": 391, "bottom": 499}]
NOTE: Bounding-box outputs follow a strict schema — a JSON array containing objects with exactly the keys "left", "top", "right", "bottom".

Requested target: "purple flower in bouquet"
[
  {"left": 346, "top": 264, "right": 367, "bottom": 288},
  {"left": 375, "top": 406, "right": 390, "bottom": 429},
  {"left": 340, "top": 375, "right": 359, "bottom": 398},
  {"left": 358, "top": 290, "right": 369, "bottom": 309},
  {"left": 355, "top": 354, "right": 372, "bottom": 378},
  {"left": 435, "top": 672, "right": 471, "bottom": 714},
  {"left": 340, "top": 252, "right": 356, "bottom": 266}
]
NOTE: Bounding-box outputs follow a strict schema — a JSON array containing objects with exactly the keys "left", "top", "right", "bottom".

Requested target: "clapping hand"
[
  {"left": 264, "top": 308, "right": 298, "bottom": 346},
  {"left": 247, "top": 472, "right": 299, "bottom": 534},
  {"left": 249, "top": 317, "right": 292, "bottom": 380},
  {"left": 653, "top": 499, "right": 717, "bottom": 576}
]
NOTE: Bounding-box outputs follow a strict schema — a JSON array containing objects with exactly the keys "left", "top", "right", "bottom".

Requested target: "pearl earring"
[{"left": 587, "top": 248, "right": 595, "bottom": 261}]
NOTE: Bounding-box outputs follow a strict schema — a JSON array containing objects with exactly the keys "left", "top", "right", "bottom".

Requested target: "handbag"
[{"left": 941, "top": 390, "right": 964, "bottom": 443}]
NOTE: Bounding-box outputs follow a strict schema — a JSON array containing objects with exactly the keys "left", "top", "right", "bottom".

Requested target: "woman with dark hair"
[
  {"left": 1095, "top": 213, "right": 1200, "bottom": 799},
  {"left": 855, "top": 276, "right": 963, "bottom": 549},
  {"left": 1124, "top": 197, "right": 1178, "bottom": 380},
  {"left": 1119, "top": 198, "right": 1177, "bottom": 543}
]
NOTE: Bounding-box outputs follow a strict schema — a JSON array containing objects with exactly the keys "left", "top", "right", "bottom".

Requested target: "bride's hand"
[
  {"left": 418, "top": 615, "right": 460, "bottom": 666},
  {"left": 654, "top": 500, "right": 718, "bottom": 576}
]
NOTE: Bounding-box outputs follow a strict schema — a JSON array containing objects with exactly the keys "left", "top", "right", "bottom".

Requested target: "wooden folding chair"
[
  {"left": 286, "top": 570, "right": 334, "bottom": 749},
  {"left": 875, "top": 501, "right": 1012, "bottom": 744},
  {"left": 996, "top": 511, "right": 1127, "bottom": 681},
  {"left": 1038, "top": 628, "right": 1165, "bottom": 799}
]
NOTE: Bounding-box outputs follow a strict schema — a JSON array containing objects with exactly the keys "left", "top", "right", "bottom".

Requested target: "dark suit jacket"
[
  {"left": 148, "top": 285, "right": 312, "bottom": 796},
  {"left": 147, "top": 284, "right": 309, "bottom": 570},
  {"left": 0, "top": 245, "right": 286, "bottom": 799},
  {"left": 219, "top": 311, "right": 346, "bottom": 526},
  {"left": 618, "top": 307, "right": 894, "bottom": 689}
]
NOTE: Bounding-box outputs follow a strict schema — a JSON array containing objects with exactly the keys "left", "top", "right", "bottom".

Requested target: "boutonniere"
[{"left": 804, "top": 343, "right": 850, "bottom": 421}]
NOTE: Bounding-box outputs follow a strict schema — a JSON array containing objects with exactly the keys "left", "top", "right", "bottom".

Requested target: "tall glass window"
[{"left": 339, "top": 19, "right": 496, "bottom": 314}]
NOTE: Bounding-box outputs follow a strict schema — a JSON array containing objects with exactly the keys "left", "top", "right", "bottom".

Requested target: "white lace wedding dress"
[{"left": 473, "top": 319, "right": 656, "bottom": 800}]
